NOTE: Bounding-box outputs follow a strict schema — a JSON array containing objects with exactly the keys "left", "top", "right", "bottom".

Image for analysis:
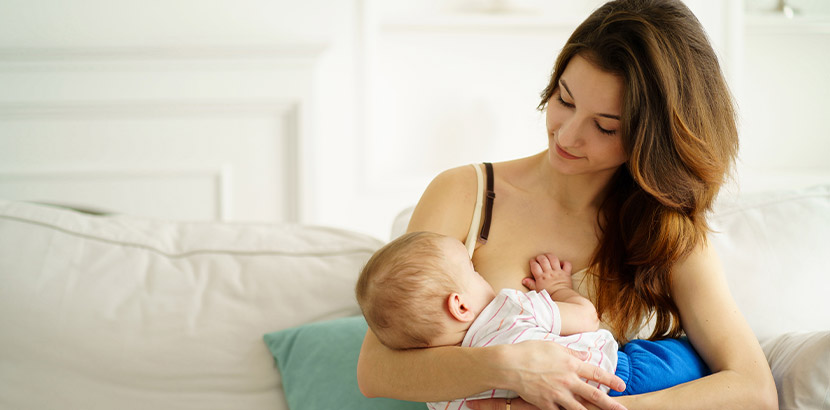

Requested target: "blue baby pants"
[{"left": 609, "top": 337, "right": 710, "bottom": 396}]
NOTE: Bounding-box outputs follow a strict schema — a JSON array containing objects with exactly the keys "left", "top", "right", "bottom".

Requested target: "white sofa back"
[{"left": 0, "top": 200, "right": 383, "bottom": 410}]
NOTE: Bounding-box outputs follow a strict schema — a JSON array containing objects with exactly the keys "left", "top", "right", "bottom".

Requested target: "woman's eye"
[
  {"left": 596, "top": 122, "right": 617, "bottom": 135},
  {"left": 556, "top": 95, "right": 575, "bottom": 108}
]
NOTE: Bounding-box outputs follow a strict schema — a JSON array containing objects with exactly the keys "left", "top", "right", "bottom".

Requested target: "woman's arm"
[
  {"left": 607, "top": 241, "right": 778, "bottom": 410},
  {"left": 358, "top": 326, "right": 626, "bottom": 410},
  {"left": 357, "top": 329, "right": 498, "bottom": 400},
  {"left": 356, "top": 165, "right": 626, "bottom": 410},
  {"left": 359, "top": 328, "right": 625, "bottom": 406},
  {"left": 467, "top": 240, "right": 778, "bottom": 410}
]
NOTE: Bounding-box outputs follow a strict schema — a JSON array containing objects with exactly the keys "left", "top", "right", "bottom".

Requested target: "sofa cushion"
[
  {"left": 709, "top": 185, "right": 830, "bottom": 341},
  {"left": 0, "top": 200, "right": 384, "bottom": 410},
  {"left": 264, "top": 316, "right": 424, "bottom": 410},
  {"left": 761, "top": 331, "right": 830, "bottom": 410}
]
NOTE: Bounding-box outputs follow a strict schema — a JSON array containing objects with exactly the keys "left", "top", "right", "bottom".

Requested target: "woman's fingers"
[
  {"left": 572, "top": 383, "right": 627, "bottom": 410},
  {"left": 565, "top": 347, "right": 589, "bottom": 361},
  {"left": 574, "top": 359, "right": 626, "bottom": 393},
  {"left": 466, "top": 390, "right": 623, "bottom": 410},
  {"left": 496, "top": 342, "right": 628, "bottom": 410},
  {"left": 465, "top": 394, "right": 601, "bottom": 410},
  {"left": 466, "top": 397, "right": 540, "bottom": 410}
]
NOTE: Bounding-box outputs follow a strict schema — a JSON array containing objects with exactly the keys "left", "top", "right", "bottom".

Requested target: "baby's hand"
[{"left": 523, "top": 253, "right": 573, "bottom": 294}]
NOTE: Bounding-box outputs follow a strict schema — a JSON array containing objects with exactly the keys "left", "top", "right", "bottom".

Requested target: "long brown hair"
[{"left": 539, "top": 0, "right": 738, "bottom": 342}]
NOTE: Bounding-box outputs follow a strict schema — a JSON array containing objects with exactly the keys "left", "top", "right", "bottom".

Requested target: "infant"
[{"left": 355, "top": 231, "right": 618, "bottom": 409}]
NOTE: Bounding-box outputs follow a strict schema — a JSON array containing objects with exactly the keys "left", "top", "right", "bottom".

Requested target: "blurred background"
[{"left": 1, "top": 0, "right": 828, "bottom": 240}]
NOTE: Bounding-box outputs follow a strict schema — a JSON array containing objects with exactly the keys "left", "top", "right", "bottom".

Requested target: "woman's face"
[{"left": 545, "top": 54, "right": 626, "bottom": 176}]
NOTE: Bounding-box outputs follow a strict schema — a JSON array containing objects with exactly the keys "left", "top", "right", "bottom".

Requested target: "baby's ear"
[{"left": 447, "top": 293, "right": 477, "bottom": 322}]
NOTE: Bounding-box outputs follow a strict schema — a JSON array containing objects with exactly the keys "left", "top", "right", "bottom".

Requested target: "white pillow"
[
  {"left": 761, "top": 331, "right": 830, "bottom": 410},
  {"left": 390, "top": 206, "right": 414, "bottom": 240}
]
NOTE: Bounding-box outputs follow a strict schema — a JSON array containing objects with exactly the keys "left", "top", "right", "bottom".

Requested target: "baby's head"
[{"left": 355, "top": 231, "right": 494, "bottom": 349}]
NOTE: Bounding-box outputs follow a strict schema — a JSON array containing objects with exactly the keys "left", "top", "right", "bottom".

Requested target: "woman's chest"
[{"left": 472, "top": 207, "right": 599, "bottom": 293}]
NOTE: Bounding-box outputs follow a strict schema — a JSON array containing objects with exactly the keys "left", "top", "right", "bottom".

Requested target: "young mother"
[{"left": 357, "top": 0, "right": 777, "bottom": 409}]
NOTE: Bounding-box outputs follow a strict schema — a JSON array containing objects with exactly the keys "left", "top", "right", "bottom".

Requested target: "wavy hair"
[{"left": 539, "top": 0, "right": 738, "bottom": 342}]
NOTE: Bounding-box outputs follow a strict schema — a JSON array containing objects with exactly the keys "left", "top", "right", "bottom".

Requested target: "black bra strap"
[{"left": 479, "top": 162, "right": 495, "bottom": 243}]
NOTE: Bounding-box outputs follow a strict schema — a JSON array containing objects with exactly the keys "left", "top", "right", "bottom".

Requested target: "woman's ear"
[{"left": 447, "top": 293, "right": 477, "bottom": 323}]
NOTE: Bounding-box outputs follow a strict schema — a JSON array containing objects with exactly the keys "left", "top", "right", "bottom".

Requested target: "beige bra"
[
  {"left": 465, "top": 161, "right": 586, "bottom": 281},
  {"left": 465, "top": 163, "right": 494, "bottom": 258}
]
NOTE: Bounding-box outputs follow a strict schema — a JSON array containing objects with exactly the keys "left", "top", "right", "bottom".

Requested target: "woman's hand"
[
  {"left": 466, "top": 397, "right": 536, "bottom": 410},
  {"left": 467, "top": 396, "right": 628, "bottom": 410},
  {"left": 481, "top": 341, "right": 627, "bottom": 410}
]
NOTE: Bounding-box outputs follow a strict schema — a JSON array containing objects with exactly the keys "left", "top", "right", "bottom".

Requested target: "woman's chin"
[{"left": 547, "top": 149, "right": 578, "bottom": 174}]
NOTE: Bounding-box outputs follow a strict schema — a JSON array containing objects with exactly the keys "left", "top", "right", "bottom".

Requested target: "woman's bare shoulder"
[
  {"left": 406, "top": 164, "right": 479, "bottom": 240},
  {"left": 431, "top": 164, "right": 479, "bottom": 193}
]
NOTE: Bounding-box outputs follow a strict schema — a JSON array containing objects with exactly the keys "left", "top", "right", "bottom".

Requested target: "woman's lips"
[{"left": 555, "top": 144, "right": 581, "bottom": 160}]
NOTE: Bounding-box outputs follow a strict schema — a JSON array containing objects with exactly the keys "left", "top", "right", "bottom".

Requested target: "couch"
[{"left": 1, "top": 185, "right": 828, "bottom": 410}]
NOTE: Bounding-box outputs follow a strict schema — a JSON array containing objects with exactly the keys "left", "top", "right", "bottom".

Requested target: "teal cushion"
[{"left": 264, "top": 316, "right": 425, "bottom": 410}]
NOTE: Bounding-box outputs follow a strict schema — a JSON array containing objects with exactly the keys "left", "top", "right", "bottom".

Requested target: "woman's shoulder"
[
  {"left": 406, "top": 164, "right": 480, "bottom": 240},
  {"left": 431, "top": 164, "right": 479, "bottom": 191},
  {"left": 406, "top": 155, "right": 542, "bottom": 239}
]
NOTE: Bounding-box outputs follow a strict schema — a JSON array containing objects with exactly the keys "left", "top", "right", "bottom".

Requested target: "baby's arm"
[{"left": 524, "top": 253, "right": 599, "bottom": 335}]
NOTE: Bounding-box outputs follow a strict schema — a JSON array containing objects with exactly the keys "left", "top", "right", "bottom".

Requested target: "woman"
[{"left": 357, "top": 1, "right": 777, "bottom": 409}]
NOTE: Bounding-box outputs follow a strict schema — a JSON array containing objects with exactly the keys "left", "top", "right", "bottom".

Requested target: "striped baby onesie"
[{"left": 426, "top": 289, "right": 618, "bottom": 410}]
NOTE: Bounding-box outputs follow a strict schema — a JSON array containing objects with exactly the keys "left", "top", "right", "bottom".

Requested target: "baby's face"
[{"left": 441, "top": 237, "right": 496, "bottom": 315}]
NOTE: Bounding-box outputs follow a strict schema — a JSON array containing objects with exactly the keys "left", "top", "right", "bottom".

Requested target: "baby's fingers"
[
  {"left": 536, "top": 254, "right": 554, "bottom": 272},
  {"left": 530, "top": 259, "right": 543, "bottom": 277},
  {"left": 544, "top": 253, "right": 562, "bottom": 268},
  {"left": 522, "top": 277, "right": 538, "bottom": 291}
]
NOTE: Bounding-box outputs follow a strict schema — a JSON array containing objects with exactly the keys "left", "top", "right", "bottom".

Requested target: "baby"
[{"left": 355, "top": 231, "right": 619, "bottom": 409}]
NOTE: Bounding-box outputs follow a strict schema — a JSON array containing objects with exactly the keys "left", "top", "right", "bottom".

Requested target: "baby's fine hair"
[{"left": 355, "top": 231, "right": 461, "bottom": 349}]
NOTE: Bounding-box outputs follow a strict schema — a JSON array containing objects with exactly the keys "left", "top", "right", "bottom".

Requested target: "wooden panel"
[
  {"left": 0, "top": 46, "right": 319, "bottom": 223},
  {"left": 0, "top": 101, "right": 299, "bottom": 222},
  {"left": 0, "top": 169, "right": 226, "bottom": 220}
]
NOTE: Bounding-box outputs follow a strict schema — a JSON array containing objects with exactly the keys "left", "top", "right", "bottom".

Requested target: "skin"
[{"left": 357, "top": 54, "right": 777, "bottom": 410}]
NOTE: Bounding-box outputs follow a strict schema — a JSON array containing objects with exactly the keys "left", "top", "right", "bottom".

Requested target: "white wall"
[
  {"left": 733, "top": 11, "right": 830, "bottom": 193},
  {"left": 1, "top": 0, "right": 828, "bottom": 241},
  {"left": 0, "top": 0, "right": 359, "bottom": 225}
]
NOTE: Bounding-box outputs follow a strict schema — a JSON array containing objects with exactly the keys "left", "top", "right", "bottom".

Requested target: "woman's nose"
[{"left": 557, "top": 117, "right": 584, "bottom": 148}]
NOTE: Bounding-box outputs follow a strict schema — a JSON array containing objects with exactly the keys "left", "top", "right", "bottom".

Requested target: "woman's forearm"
[
  {"left": 618, "top": 369, "right": 777, "bottom": 410},
  {"left": 356, "top": 330, "right": 505, "bottom": 401}
]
